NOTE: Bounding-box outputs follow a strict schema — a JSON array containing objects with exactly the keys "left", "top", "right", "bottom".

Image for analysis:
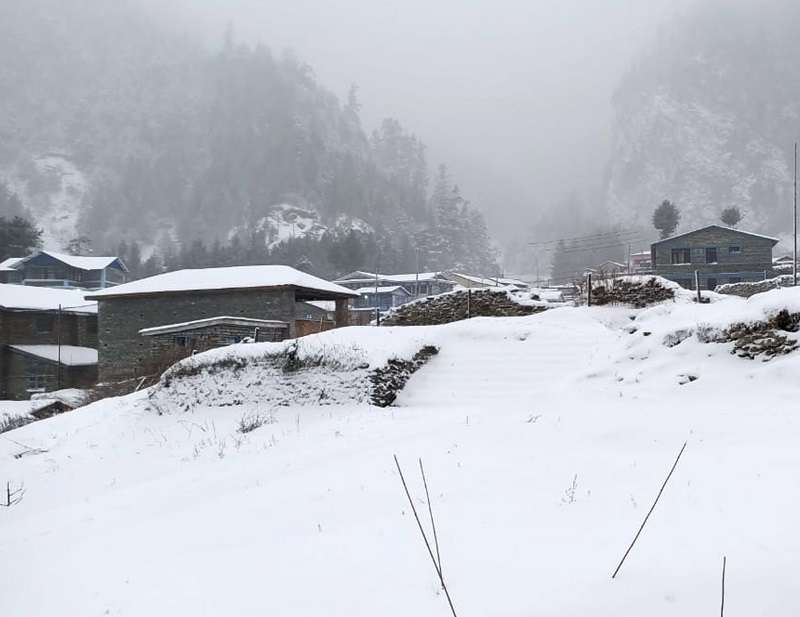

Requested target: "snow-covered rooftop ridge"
[
  {"left": 8, "top": 345, "right": 98, "bottom": 366},
  {"left": 335, "top": 271, "right": 447, "bottom": 283},
  {"left": 652, "top": 224, "right": 779, "bottom": 245},
  {"left": 0, "top": 284, "right": 98, "bottom": 313},
  {"left": 140, "top": 316, "right": 290, "bottom": 336},
  {"left": 35, "top": 250, "right": 124, "bottom": 271},
  {"left": 86, "top": 265, "right": 359, "bottom": 300},
  {"left": 353, "top": 285, "right": 410, "bottom": 294},
  {"left": 450, "top": 272, "right": 525, "bottom": 287},
  {"left": 0, "top": 257, "right": 24, "bottom": 271}
]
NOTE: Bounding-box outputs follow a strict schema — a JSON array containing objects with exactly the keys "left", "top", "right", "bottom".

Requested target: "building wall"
[
  {"left": 0, "top": 310, "right": 96, "bottom": 347},
  {"left": 1, "top": 349, "right": 96, "bottom": 400},
  {"left": 96, "top": 289, "right": 297, "bottom": 382},
  {"left": 653, "top": 228, "right": 775, "bottom": 289}
]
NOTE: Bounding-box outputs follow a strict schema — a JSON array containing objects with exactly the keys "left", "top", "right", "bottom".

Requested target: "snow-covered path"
[
  {"left": 401, "top": 309, "right": 619, "bottom": 409},
  {"left": 3, "top": 300, "right": 800, "bottom": 616}
]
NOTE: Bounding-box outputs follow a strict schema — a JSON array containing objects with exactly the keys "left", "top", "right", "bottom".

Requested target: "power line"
[{"left": 528, "top": 228, "right": 641, "bottom": 247}]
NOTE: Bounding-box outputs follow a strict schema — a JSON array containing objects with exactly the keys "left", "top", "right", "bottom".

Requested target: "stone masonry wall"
[
  {"left": 97, "top": 289, "right": 296, "bottom": 382},
  {"left": 382, "top": 288, "right": 545, "bottom": 326},
  {"left": 715, "top": 275, "right": 794, "bottom": 298}
]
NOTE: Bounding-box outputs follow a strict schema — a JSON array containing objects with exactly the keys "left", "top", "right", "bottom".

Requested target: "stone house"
[
  {"left": 85, "top": 265, "right": 358, "bottom": 382},
  {"left": 0, "top": 284, "right": 98, "bottom": 399},
  {"left": 0, "top": 250, "right": 127, "bottom": 289},
  {"left": 651, "top": 225, "right": 778, "bottom": 290}
]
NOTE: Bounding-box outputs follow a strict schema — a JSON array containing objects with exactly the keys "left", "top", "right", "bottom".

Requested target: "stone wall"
[
  {"left": 97, "top": 289, "right": 297, "bottom": 382},
  {"left": 382, "top": 288, "right": 545, "bottom": 326},
  {"left": 715, "top": 275, "right": 794, "bottom": 298},
  {"left": 2, "top": 349, "right": 97, "bottom": 400},
  {"left": 591, "top": 277, "right": 675, "bottom": 308}
]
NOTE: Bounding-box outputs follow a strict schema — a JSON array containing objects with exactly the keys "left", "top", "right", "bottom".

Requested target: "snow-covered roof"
[
  {"left": 354, "top": 285, "right": 411, "bottom": 295},
  {"left": 652, "top": 225, "right": 779, "bottom": 246},
  {"left": 26, "top": 250, "right": 126, "bottom": 272},
  {"left": 336, "top": 271, "right": 448, "bottom": 285},
  {"left": 304, "top": 300, "right": 336, "bottom": 312},
  {"left": 0, "top": 284, "right": 98, "bottom": 314},
  {"left": 8, "top": 345, "right": 98, "bottom": 366},
  {"left": 86, "top": 265, "right": 359, "bottom": 300},
  {"left": 0, "top": 399, "right": 60, "bottom": 418},
  {"left": 0, "top": 257, "right": 24, "bottom": 271},
  {"left": 449, "top": 272, "right": 519, "bottom": 287},
  {"left": 140, "top": 316, "right": 289, "bottom": 336}
]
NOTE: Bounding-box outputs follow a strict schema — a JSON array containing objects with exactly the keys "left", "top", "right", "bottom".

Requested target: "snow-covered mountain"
[{"left": 605, "top": 0, "right": 800, "bottom": 236}]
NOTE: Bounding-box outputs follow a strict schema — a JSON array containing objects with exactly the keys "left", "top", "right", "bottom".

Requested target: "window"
[
  {"left": 706, "top": 277, "right": 718, "bottom": 290},
  {"left": 35, "top": 315, "right": 54, "bottom": 334},
  {"left": 27, "top": 373, "right": 49, "bottom": 392},
  {"left": 729, "top": 246, "right": 741, "bottom": 255},
  {"left": 223, "top": 336, "right": 242, "bottom": 345},
  {"left": 705, "top": 248, "right": 718, "bottom": 263},
  {"left": 173, "top": 335, "right": 189, "bottom": 347},
  {"left": 671, "top": 248, "right": 691, "bottom": 264}
]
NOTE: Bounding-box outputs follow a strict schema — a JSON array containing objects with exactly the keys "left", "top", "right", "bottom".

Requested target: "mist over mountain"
[
  {"left": 0, "top": 0, "right": 497, "bottom": 278},
  {"left": 605, "top": 0, "right": 800, "bottom": 239}
]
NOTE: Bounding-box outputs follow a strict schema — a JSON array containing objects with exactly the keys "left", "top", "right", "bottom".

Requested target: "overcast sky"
[{"left": 147, "top": 0, "right": 696, "bottom": 239}]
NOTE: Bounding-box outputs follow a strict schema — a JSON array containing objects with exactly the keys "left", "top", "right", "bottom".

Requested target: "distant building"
[
  {"left": 651, "top": 225, "right": 778, "bottom": 290},
  {"left": 0, "top": 284, "right": 98, "bottom": 399},
  {"left": 629, "top": 251, "right": 652, "bottom": 274},
  {"left": 593, "top": 260, "right": 628, "bottom": 278},
  {"left": 85, "top": 265, "right": 358, "bottom": 382},
  {"left": 0, "top": 250, "right": 128, "bottom": 289},
  {"left": 335, "top": 271, "right": 455, "bottom": 298},
  {"left": 446, "top": 272, "right": 529, "bottom": 289},
  {"left": 352, "top": 285, "right": 412, "bottom": 312}
]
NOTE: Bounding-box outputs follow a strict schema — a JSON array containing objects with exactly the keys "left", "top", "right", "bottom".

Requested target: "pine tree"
[
  {"left": 0, "top": 216, "right": 42, "bottom": 260},
  {"left": 653, "top": 200, "right": 680, "bottom": 239},
  {"left": 720, "top": 207, "right": 742, "bottom": 228}
]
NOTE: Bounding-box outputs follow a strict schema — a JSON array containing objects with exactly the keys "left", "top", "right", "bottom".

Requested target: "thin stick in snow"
[
  {"left": 611, "top": 441, "right": 687, "bottom": 579},
  {"left": 419, "top": 458, "right": 442, "bottom": 577},
  {"left": 394, "top": 455, "right": 458, "bottom": 617},
  {"left": 720, "top": 555, "right": 726, "bottom": 617}
]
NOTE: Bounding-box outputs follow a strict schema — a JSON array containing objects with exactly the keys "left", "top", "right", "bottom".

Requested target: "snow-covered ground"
[{"left": 3, "top": 288, "right": 800, "bottom": 616}]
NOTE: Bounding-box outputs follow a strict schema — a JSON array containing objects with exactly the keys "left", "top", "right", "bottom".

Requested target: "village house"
[
  {"left": 85, "top": 265, "right": 358, "bottom": 382},
  {"left": 334, "top": 271, "right": 456, "bottom": 298},
  {"left": 0, "top": 250, "right": 127, "bottom": 289},
  {"left": 629, "top": 251, "right": 652, "bottom": 274},
  {"left": 445, "top": 272, "right": 530, "bottom": 289},
  {"left": 651, "top": 225, "right": 778, "bottom": 290},
  {"left": 352, "top": 285, "right": 412, "bottom": 312},
  {"left": 0, "top": 284, "right": 98, "bottom": 399}
]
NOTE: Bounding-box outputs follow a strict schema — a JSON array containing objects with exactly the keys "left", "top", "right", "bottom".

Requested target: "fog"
[{"left": 143, "top": 0, "right": 695, "bottom": 240}]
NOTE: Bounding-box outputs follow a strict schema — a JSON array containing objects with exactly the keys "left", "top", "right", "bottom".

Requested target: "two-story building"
[
  {"left": 651, "top": 225, "right": 778, "bottom": 290},
  {"left": 0, "top": 284, "right": 98, "bottom": 399},
  {"left": 0, "top": 250, "right": 127, "bottom": 289}
]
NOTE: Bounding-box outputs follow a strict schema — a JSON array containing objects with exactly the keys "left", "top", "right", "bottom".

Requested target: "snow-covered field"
[{"left": 3, "top": 288, "right": 800, "bottom": 616}]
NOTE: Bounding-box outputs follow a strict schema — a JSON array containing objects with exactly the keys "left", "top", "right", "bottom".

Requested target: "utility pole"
[
  {"left": 56, "top": 304, "right": 62, "bottom": 390},
  {"left": 374, "top": 256, "right": 381, "bottom": 327},
  {"left": 415, "top": 249, "right": 420, "bottom": 299},
  {"left": 794, "top": 142, "right": 797, "bottom": 286}
]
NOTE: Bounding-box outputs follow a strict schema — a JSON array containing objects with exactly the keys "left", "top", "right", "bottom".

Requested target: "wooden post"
[
  {"left": 56, "top": 304, "right": 62, "bottom": 390},
  {"left": 467, "top": 289, "right": 472, "bottom": 319},
  {"left": 720, "top": 555, "right": 727, "bottom": 617},
  {"left": 587, "top": 273, "right": 592, "bottom": 306},
  {"left": 694, "top": 270, "right": 701, "bottom": 302}
]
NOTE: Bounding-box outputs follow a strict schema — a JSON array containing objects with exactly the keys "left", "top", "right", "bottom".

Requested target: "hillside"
[
  {"left": 0, "top": 0, "right": 497, "bottom": 278},
  {"left": 4, "top": 286, "right": 800, "bottom": 614},
  {"left": 605, "top": 0, "right": 800, "bottom": 237}
]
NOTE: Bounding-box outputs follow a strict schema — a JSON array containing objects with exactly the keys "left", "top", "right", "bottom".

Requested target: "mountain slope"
[{"left": 605, "top": 0, "right": 800, "bottom": 236}]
